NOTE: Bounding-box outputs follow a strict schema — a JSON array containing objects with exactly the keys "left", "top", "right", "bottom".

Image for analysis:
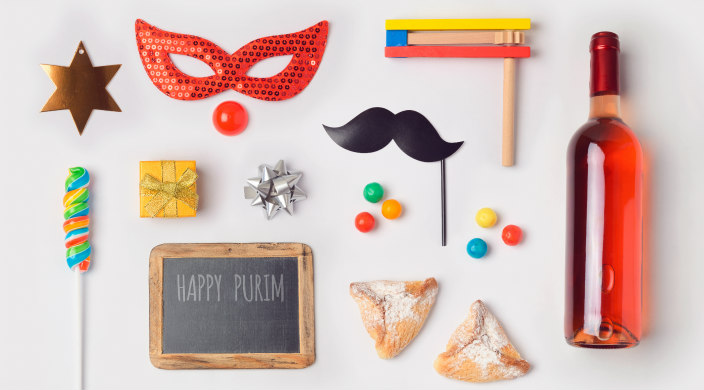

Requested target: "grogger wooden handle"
[{"left": 502, "top": 57, "right": 516, "bottom": 167}]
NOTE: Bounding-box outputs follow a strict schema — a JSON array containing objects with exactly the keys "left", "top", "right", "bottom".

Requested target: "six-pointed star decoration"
[
  {"left": 244, "top": 160, "right": 307, "bottom": 220},
  {"left": 41, "top": 41, "right": 121, "bottom": 135}
]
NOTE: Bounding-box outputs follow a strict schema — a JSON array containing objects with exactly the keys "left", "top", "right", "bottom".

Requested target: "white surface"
[{"left": 1, "top": 0, "right": 704, "bottom": 388}]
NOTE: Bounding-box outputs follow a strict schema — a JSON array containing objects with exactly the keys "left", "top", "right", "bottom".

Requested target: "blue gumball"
[{"left": 466, "top": 238, "right": 488, "bottom": 259}]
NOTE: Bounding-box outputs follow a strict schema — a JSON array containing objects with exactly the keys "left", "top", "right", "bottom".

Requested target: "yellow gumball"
[
  {"left": 475, "top": 207, "right": 497, "bottom": 228},
  {"left": 382, "top": 199, "right": 402, "bottom": 219}
]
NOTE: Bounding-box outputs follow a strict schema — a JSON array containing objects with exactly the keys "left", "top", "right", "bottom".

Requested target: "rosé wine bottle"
[{"left": 565, "top": 32, "right": 643, "bottom": 348}]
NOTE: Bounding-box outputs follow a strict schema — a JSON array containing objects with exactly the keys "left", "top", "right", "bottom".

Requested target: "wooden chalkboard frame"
[{"left": 149, "top": 243, "right": 315, "bottom": 369}]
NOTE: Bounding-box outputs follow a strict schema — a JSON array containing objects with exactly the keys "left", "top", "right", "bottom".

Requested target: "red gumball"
[
  {"left": 355, "top": 212, "right": 375, "bottom": 233},
  {"left": 502, "top": 224, "right": 523, "bottom": 246},
  {"left": 212, "top": 101, "right": 248, "bottom": 136}
]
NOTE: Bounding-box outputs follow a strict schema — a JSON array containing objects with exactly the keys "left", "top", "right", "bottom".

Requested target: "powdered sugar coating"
[
  {"left": 436, "top": 300, "right": 530, "bottom": 382},
  {"left": 350, "top": 278, "right": 438, "bottom": 358},
  {"left": 373, "top": 281, "right": 434, "bottom": 330}
]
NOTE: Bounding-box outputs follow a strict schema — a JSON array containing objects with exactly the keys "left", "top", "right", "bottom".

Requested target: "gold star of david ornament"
[{"left": 41, "top": 41, "right": 121, "bottom": 135}]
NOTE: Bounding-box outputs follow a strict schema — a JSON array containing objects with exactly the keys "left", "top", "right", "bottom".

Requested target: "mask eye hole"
[
  {"left": 168, "top": 54, "right": 216, "bottom": 77},
  {"left": 246, "top": 54, "right": 293, "bottom": 78}
]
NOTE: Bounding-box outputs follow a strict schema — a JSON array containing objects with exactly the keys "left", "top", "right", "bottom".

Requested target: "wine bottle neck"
[
  {"left": 590, "top": 32, "right": 620, "bottom": 96},
  {"left": 589, "top": 32, "right": 621, "bottom": 119},
  {"left": 589, "top": 94, "right": 621, "bottom": 119}
]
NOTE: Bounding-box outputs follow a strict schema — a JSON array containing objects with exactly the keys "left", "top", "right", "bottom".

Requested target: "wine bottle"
[{"left": 565, "top": 32, "right": 643, "bottom": 348}]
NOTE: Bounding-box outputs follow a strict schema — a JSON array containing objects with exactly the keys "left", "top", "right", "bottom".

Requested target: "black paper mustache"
[{"left": 322, "top": 107, "right": 463, "bottom": 162}]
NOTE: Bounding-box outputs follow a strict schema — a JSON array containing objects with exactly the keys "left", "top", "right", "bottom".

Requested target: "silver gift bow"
[{"left": 244, "top": 160, "right": 307, "bottom": 220}]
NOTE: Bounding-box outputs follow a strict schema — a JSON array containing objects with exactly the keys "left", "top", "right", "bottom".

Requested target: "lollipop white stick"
[
  {"left": 63, "top": 167, "right": 91, "bottom": 390},
  {"left": 75, "top": 270, "right": 83, "bottom": 390}
]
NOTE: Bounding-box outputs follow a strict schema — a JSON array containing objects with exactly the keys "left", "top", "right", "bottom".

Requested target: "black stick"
[{"left": 441, "top": 159, "right": 446, "bottom": 246}]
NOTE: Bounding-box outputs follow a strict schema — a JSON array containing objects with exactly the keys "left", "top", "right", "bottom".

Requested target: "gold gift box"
[{"left": 139, "top": 160, "right": 198, "bottom": 218}]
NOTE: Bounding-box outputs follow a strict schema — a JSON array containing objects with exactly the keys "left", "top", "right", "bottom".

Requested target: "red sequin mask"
[{"left": 135, "top": 19, "right": 328, "bottom": 101}]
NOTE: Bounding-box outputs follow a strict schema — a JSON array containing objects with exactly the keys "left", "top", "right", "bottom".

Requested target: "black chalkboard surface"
[
  {"left": 149, "top": 243, "right": 314, "bottom": 369},
  {"left": 163, "top": 257, "right": 299, "bottom": 354}
]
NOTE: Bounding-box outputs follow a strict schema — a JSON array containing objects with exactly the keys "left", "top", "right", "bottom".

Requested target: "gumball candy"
[
  {"left": 355, "top": 212, "right": 375, "bottom": 233},
  {"left": 381, "top": 199, "right": 402, "bottom": 219},
  {"left": 363, "top": 182, "right": 384, "bottom": 203},
  {"left": 212, "top": 101, "right": 248, "bottom": 136},
  {"left": 502, "top": 224, "right": 523, "bottom": 246},
  {"left": 475, "top": 207, "right": 497, "bottom": 228},
  {"left": 466, "top": 238, "right": 488, "bottom": 259}
]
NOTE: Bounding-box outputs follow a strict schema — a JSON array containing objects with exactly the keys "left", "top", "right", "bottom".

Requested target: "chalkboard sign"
[{"left": 149, "top": 243, "right": 314, "bottom": 369}]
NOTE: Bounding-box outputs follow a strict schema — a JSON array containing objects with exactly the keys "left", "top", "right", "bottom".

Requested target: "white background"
[{"left": 2, "top": 0, "right": 703, "bottom": 388}]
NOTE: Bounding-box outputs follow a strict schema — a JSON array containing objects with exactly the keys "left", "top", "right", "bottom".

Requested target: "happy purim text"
[{"left": 175, "top": 273, "right": 285, "bottom": 303}]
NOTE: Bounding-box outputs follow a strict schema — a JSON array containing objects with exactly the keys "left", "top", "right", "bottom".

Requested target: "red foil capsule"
[{"left": 590, "top": 32, "right": 620, "bottom": 96}]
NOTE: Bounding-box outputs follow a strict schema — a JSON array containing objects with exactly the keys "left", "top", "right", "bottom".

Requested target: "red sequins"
[{"left": 135, "top": 19, "right": 328, "bottom": 101}]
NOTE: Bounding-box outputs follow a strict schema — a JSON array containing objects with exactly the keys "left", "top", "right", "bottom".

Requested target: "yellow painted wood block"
[{"left": 385, "top": 18, "right": 531, "bottom": 31}]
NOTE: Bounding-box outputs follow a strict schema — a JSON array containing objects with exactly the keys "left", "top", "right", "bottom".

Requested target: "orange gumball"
[
  {"left": 381, "top": 199, "right": 402, "bottom": 219},
  {"left": 212, "top": 101, "right": 248, "bottom": 136}
]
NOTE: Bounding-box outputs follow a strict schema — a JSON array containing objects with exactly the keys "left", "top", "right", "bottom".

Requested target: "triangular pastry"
[
  {"left": 434, "top": 300, "right": 530, "bottom": 382},
  {"left": 350, "top": 278, "right": 438, "bottom": 359}
]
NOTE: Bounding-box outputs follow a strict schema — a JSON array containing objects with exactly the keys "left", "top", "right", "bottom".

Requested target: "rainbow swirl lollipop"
[{"left": 63, "top": 167, "right": 91, "bottom": 272}]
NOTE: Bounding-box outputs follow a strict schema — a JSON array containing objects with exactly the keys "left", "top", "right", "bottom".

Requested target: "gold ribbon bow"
[{"left": 140, "top": 161, "right": 198, "bottom": 217}]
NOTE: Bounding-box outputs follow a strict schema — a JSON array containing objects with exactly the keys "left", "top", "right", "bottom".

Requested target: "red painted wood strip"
[{"left": 385, "top": 45, "right": 531, "bottom": 58}]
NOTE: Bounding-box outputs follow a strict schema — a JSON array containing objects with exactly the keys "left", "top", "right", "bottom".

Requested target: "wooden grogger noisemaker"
[{"left": 385, "top": 18, "right": 531, "bottom": 167}]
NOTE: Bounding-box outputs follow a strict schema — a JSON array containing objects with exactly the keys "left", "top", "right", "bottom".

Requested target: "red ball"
[
  {"left": 502, "top": 224, "right": 523, "bottom": 246},
  {"left": 212, "top": 101, "right": 248, "bottom": 136},
  {"left": 355, "top": 212, "right": 375, "bottom": 233}
]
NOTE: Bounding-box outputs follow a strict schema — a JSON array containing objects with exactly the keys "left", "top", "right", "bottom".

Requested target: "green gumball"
[{"left": 363, "top": 182, "right": 384, "bottom": 203}]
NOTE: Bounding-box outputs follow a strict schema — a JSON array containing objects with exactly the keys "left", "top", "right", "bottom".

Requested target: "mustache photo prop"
[
  {"left": 323, "top": 107, "right": 462, "bottom": 162},
  {"left": 323, "top": 107, "right": 463, "bottom": 246}
]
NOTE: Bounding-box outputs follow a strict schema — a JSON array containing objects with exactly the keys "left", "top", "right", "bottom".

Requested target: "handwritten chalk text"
[
  {"left": 176, "top": 274, "right": 222, "bottom": 302},
  {"left": 234, "top": 274, "right": 284, "bottom": 302}
]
